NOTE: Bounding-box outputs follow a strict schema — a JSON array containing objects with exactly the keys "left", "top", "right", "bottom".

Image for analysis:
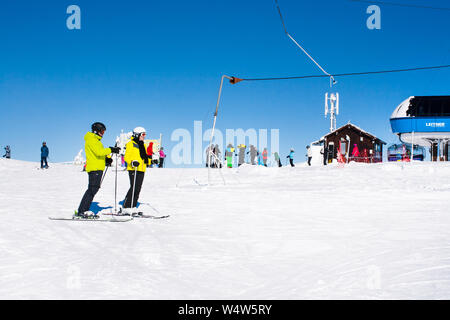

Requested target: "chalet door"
[{"left": 327, "top": 143, "right": 334, "bottom": 163}]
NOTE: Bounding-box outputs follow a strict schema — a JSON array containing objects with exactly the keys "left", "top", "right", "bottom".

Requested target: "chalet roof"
[{"left": 323, "top": 122, "right": 387, "bottom": 144}]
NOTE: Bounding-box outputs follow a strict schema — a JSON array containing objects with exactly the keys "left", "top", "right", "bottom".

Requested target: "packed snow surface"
[{"left": 1, "top": 158, "right": 450, "bottom": 299}]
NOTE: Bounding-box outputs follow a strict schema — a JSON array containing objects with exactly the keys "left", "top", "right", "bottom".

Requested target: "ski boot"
[
  {"left": 118, "top": 207, "right": 133, "bottom": 216},
  {"left": 73, "top": 210, "right": 99, "bottom": 219}
]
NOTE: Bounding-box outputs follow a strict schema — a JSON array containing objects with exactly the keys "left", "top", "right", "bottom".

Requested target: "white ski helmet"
[{"left": 133, "top": 126, "right": 147, "bottom": 138}]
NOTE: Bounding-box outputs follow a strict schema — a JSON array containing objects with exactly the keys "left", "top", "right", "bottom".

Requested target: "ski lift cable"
[
  {"left": 424, "top": 50, "right": 450, "bottom": 92},
  {"left": 228, "top": 64, "right": 450, "bottom": 83},
  {"left": 274, "top": 0, "right": 337, "bottom": 86},
  {"left": 348, "top": 0, "right": 450, "bottom": 12}
]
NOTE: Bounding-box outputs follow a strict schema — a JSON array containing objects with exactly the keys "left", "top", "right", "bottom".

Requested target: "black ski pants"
[
  {"left": 41, "top": 157, "right": 48, "bottom": 168},
  {"left": 78, "top": 170, "right": 102, "bottom": 214},
  {"left": 123, "top": 170, "right": 145, "bottom": 208}
]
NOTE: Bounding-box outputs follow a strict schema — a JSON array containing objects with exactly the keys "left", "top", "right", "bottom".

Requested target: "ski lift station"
[{"left": 390, "top": 96, "right": 450, "bottom": 161}]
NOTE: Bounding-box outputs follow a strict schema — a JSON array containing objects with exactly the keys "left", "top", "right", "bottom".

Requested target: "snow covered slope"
[{"left": 1, "top": 158, "right": 450, "bottom": 299}]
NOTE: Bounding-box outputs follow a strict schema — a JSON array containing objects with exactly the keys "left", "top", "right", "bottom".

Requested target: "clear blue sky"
[{"left": 1, "top": 0, "right": 449, "bottom": 166}]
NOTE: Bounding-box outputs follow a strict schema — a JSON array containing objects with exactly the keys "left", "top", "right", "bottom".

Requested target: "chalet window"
[{"left": 340, "top": 141, "right": 347, "bottom": 154}]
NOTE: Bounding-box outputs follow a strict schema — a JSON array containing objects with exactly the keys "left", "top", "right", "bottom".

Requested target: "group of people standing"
[
  {"left": 306, "top": 144, "right": 330, "bottom": 166},
  {"left": 206, "top": 144, "right": 296, "bottom": 168},
  {"left": 76, "top": 122, "right": 152, "bottom": 218},
  {"left": 146, "top": 141, "right": 166, "bottom": 168}
]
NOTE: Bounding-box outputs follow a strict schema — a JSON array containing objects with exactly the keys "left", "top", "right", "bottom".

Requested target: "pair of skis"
[
  {"left": 48, "top": 216, "right": 133, "bottom": 222},
  {"left": 49, "top": 203, "right": 170, "bottom": 222},
  {"left": 102, "top": 212, "right": 170, "bottom": 219}
]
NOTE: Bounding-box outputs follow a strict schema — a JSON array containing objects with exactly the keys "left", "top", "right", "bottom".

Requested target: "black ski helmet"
[{"left": 91, "top": 122, "right": 106, "bottom": 134}]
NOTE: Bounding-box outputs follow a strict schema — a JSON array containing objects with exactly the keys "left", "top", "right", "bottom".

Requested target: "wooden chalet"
[{"left": 322, "top": 123, "right": 386, "bottom": 163}]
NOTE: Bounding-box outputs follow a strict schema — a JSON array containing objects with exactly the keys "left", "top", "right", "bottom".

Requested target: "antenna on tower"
[
  {"left": 336, "top": 93, "right": 339, "bottom": 115},
  {"left": 325, "top": 92, "right": 340, "bottom": 132}
]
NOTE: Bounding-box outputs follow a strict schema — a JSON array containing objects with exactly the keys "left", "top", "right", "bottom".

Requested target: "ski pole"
[
  {"left": 114, "top": 153, "right": 118, "bottom": 214},
  {"left": 100, "top": 166, "right": 109, "bottom": 188},
  {"left": 131, "top": 166, "right": 138, "bottom": 210}
]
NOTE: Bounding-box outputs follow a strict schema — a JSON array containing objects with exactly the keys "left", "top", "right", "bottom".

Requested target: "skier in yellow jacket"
[
  {"left": 76, "top": 122, "right": 120, "bottom": 218},
  {"left": 121, "top": 126, "right": 150, "bottom": 214}
]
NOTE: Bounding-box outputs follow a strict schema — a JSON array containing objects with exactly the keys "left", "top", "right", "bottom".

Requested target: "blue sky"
[{"left": 0, "top": 0, "right": 449, "bottom": 166}]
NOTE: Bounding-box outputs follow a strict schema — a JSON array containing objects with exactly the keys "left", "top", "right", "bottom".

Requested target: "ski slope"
[{"left": 1, "top": 158, "right": 450, "bottom": 299}]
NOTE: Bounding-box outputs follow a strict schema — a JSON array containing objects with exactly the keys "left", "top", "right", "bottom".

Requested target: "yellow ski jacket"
[
  {"left": 84, "top": 132, "right": 111, "bottom": 172},
  {"left": 124, "top": 139, "right": 147, "bottom": 172}
]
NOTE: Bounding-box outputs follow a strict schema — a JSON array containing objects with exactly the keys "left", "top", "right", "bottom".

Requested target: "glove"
[
  {"left": 131, "top": 160, "right": 140, "bottom": 168},
  {"left": 110, "top": 147, "right": 121, "bottom": 154},
  {"left": 105, "top": 157, "right": 113, "bottom": 166}
]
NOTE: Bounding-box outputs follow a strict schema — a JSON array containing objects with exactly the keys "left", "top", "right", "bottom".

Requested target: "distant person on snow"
[
  {"left": 287, "top": 148, "right": 295, "bottom": 167},
  {"left": 306, "top": 146, "right": 312, "bottom": 166},
  {"left": 152, "top": 147, "right": 160, "bottom": 167},
  {"left": 146, "top": 141, "right": 153, "bottom": 168},
  {"left": 75, "top": 122, "right": 120, "bottom": 218},
  {"left": 237, "top": 144, "right": 246, "bottom": 166},
  {"left": 121, "top": 127, "right": 149, "bottom": 214},
  {"left": 247, "top": 145, "right": 257, "bottom": 165},
  {"left": 205, "top": 145, "right": 213, "bottom": 167},
  {"left": 262, "top": 148, "right": 268, "bottom": 167},
  {"left": 321, "top": 145, "right": 328, "bottom": 166},
  {"left": 351, "top": 144, "right": 360, "bottom": 160},
  {"left": 3, "top": 145, "right": 11, "bottom": 159},
  {"left": 213, "top": 144, "right": 222, "bottom": 168},
  {"left": 225, "top": 144, "right": 234, "bottom": 168},
  {"left": 41, "top": 142, "right": 49, "bottom": 169},
  {"left": 273, "top": 152, "right": 282, "bottom": 167},
  {"left": 159, "top": 147, "right": 166, "bottom": 168}
]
